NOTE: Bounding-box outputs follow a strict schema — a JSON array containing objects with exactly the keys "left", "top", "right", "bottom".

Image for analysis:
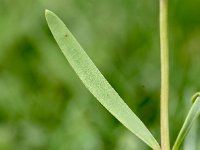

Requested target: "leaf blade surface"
[
  {"left": 45, "top": 10, "right": 160, "bottom": 150},
  {"left": 172, "top": 96, "right": 200, "bottom": 150}
]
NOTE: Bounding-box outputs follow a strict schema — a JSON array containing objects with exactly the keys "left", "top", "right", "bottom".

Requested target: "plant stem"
[{"left": 160, "top": 0, "right": 170, "bottom": 150}]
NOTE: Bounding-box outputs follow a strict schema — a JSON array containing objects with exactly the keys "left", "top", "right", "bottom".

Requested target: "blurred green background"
[{"left": 0, "top": 0, "right": 200, "bottom": 149}]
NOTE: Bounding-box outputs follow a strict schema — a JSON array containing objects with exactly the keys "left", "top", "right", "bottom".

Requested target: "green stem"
[{"left": 160, "top": 0, "right": 170, "bottom": 149}]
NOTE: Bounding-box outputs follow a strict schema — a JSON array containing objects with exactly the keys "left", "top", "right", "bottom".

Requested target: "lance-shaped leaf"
[
  {"left": 172, "top": 95, "right": 200, "bottom": 150},
  {"left": 45, "top": 10, "right": 160, "bottom": 150}
]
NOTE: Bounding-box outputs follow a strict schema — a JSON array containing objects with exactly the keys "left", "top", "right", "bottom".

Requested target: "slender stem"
[{"left": 160, "top": 0, "right": 170, "bottom": 150}]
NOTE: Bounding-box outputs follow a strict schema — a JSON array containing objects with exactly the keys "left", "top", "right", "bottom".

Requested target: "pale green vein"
[
  {"left": 45, "top": 10, "right": 160, "bottom": 150},
  {"left": 172, "top": 95, "right": 200, "bottom": 150}
]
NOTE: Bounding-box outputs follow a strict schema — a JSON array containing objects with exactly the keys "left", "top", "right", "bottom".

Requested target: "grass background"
[{"left": 0, "top": 0, "right": 200, "bottom": 149}]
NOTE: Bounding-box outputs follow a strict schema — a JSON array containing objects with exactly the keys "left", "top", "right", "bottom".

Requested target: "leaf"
[
  {"left": 45, "top": 10, "right": 160, "bottom": 150},
  {"left": 172, "top": 95, "right": 200, "bottom": 150}
]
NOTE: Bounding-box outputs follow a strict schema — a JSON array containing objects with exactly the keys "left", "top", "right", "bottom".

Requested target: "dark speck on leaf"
[{"left": 65, "top": 34, "right": 67, "bottom": 37}]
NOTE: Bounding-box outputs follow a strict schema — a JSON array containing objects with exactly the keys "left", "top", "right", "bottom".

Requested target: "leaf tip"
[
  {"left": 45, "top": 9, "right": 56, "bottom": 20},
  {"left": 45, "top": 9, "right": 51, "bottom": 15},
  {"left": 45, "top": 9, "right": 50, "bottom": 16},
  {"left": 191, "top": 92, "right": 200, "bottom": 103}
]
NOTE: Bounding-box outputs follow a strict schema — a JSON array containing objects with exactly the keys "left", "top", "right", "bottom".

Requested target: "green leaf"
[
  {"left": 172, "top": 95, "right": 200, "bottom": 150},
  {"left": 45, "top": 10, "right": 160, "bottom": 150}
]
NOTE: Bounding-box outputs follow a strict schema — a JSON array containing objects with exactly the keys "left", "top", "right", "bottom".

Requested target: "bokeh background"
[{"left": 0, "top": 0, "right": 200, "bottom": 149}]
